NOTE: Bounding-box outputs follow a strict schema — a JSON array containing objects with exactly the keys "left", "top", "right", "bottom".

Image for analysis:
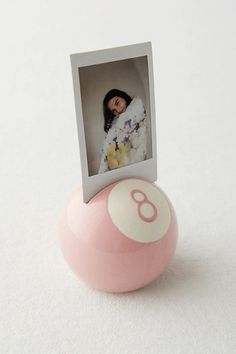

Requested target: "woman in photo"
[{"left": 99, "top": 89, "right": 147, "bottom": 173}]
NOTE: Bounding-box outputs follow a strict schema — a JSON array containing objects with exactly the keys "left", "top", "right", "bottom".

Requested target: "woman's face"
[{"left": 107, "top": 96, "right": 127, "bottom": 116}]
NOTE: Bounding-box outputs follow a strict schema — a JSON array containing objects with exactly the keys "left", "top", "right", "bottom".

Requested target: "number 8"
[{"left": 130, "top": 189, "right": 158, "bottom": 223}]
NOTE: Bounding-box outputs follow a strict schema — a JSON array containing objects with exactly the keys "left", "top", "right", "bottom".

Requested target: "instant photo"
[{"left": 71, "top": 42, "right": 157, "bottom": 202}]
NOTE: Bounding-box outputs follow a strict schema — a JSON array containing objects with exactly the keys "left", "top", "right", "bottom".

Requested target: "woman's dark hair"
[{"left": 103, "top": 89, "right": 132, "bottom": 133}]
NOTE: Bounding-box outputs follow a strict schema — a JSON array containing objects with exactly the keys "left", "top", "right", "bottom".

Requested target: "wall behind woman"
[{"left": 79, "top": 56, "right": 152, "bottom": 176}]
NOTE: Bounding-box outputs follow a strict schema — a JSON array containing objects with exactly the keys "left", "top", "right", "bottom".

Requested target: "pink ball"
[{"left": 59, "top": 178, "right": 178, "bottom": 293}]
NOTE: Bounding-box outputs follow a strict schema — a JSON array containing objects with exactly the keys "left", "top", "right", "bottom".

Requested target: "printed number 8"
[{"left": 130, "top": 189, "right": 158, "bottom": 223}]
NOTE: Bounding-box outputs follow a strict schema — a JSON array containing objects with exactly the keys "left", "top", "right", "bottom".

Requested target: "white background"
[{"left": 1, "top": 1, "right": 236, "bottom": 353}]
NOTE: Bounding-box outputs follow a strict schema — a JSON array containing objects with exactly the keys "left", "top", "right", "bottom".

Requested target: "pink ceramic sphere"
[{"left": 59, "top": 178, "right": 177, "bottom": 293}]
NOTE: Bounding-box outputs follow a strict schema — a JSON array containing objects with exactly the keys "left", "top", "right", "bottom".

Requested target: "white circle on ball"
[{"left": 108, "top": 179, "right": 171, "bottom": 243}]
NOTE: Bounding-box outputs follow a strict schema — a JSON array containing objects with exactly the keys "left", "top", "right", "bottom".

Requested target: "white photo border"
[{"left": 70, "top": 42, "right": 157, "bottom": 203}]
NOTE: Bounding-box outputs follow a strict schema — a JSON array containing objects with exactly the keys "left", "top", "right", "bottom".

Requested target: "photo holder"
[{"left": 59, "top": 42, "right": 178, "bottom": 293}]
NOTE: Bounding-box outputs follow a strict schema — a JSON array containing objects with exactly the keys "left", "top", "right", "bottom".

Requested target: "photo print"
[{"left": 71, "top": 42, "right": 157, "bottom": 202}]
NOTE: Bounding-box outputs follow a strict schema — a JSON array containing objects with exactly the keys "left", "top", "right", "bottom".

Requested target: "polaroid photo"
[{"left": 70, "top": 42, "right": 157, "bottom": 203}]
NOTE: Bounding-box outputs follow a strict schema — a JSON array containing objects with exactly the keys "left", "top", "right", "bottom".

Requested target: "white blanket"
[{"left": 99, "top": 97, "right": 147, "bottom": 173}]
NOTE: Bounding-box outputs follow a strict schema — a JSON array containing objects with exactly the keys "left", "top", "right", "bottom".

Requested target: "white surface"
[{"left": 0, "top": 1, "right": 235, "bottom": 353}]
